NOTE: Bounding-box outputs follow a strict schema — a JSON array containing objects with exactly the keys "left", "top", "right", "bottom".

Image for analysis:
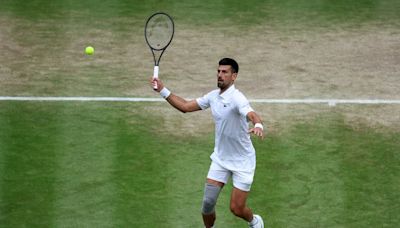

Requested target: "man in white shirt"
[{"left": 151, "top": 58, "right": 264, "bottom": 228}]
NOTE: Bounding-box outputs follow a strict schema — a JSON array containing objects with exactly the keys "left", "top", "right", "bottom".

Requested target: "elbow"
[
  {"left": 180, "top": 107, "right": 189, "bottom": 113},
  {"left": 174, "top": 106, "right": 188, "bottom": 113},
  {"left": 179, "top": 103, "right": 193, "bottom": 113},
  {"left": 172, "top": 100, "right": 197, "bottom": 113}
]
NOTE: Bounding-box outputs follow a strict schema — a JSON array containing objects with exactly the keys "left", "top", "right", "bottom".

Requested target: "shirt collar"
[{"left": 219, "top": 84, "right": 235, "bottom": 100}]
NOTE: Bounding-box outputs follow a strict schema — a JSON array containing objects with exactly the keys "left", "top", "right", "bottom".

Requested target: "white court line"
[
  {"left": 1, "top": 96, "right": 400, "bottom": 105},
  {"left": 249, "top": 99, "right": 400, "bottom": 105},
  {"left": 0, "top": 96, "right": 163, "bottom": 102}
]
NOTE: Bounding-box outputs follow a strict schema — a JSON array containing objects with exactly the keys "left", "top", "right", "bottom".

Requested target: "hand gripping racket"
[{"left": 145, "top": 12, "right": 175, "bottom": 90}]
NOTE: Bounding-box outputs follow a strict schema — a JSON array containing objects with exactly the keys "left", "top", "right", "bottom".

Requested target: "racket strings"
[{"left": 145, "top": 15, "right": 174, "bottom": 50}]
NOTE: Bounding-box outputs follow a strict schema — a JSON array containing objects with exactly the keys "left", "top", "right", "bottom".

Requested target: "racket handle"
[{"left": 152, "top": 66, "right": 159, "bottom": 90}]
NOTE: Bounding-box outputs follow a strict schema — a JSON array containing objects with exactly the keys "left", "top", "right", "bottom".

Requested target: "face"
[{"left": 217, "top": 65, "right": 237, "bottom": 91}]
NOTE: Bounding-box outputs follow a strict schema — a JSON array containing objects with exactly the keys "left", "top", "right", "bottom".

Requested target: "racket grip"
[{"left": 152, "top": 66, "right": 159, "bottom": 90}]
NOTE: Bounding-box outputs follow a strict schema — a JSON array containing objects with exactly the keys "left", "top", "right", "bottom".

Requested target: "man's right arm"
[
  {"left": 165, "top": 93, "right": 201, "bottom": 113},
  {"left": 152, "top": 77, "right": 201, "bottom": 113}
]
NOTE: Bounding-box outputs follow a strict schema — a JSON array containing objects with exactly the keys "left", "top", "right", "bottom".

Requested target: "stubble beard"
[{"left": 217, "top": 80, "right": 223, "bottom": 88}]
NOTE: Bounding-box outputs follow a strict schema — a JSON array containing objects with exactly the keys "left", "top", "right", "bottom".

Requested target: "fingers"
[
  {"left": 150, "top": 77, "right": 163, "bottom": 92},
  {"left": 151, "top": 78, "right": 158, "bottom": 90},
  {"left": 248, "top": 128, "right": 264, "bottom": 139}
]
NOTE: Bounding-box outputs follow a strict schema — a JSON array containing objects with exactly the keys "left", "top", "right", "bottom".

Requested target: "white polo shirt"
[{"left": 196, "top": 85, "right": 256, "bottom": 171}]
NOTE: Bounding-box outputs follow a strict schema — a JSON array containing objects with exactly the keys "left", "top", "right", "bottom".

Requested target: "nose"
[{"left": 217, "top": 71, "right": 224, "bottom": 78}]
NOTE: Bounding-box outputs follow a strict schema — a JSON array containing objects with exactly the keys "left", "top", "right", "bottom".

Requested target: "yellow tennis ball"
[{"left": 85, "top": 46, "right": 94, "bottom": 55}]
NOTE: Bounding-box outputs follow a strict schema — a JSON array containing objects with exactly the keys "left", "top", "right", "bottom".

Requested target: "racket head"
[{"left": 145, "top": 12, "right": 174, "bottom": 51}]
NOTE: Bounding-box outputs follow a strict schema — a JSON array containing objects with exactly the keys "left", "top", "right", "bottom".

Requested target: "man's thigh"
[
  {"left": 232, "top": 169, "right": 254, "bottom": 191},
  {"left": 207, "top": 161, "right": 231, "bottom": 186}
]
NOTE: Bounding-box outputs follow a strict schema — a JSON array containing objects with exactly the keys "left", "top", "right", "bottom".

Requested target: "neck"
[{"left": 219, "top": 83, "right": 234, "bottom": 94}]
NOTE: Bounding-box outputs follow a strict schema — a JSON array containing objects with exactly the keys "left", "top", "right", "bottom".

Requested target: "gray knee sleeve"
[{"left": 201, "top": 183, "right": 222, "bottom": 215}]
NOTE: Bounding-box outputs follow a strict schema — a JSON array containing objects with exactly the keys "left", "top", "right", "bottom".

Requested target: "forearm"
[
  {"left": 247, "top": 111, "right": 264, "bottom": 138},
  {"left": 152, "top": 78, "right": 200, "bottom": 113},
  {"left": 165, "top": 93, "right": 191, "bottom": 113},
  {"left": 247, "top": 111, "right": 262, "bottom": 125},
  {"left": 159, "top": 87, "right": 200, "bottom": 113}
]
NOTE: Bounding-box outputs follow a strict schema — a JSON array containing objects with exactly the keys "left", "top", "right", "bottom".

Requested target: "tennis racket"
[{"left": 145, "top": 12, "right": 175, "bottom": 90}]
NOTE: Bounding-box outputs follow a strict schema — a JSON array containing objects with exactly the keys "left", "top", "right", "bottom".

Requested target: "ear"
[{"left": 232, "top": 72, "right": 238, "bottom": 81}]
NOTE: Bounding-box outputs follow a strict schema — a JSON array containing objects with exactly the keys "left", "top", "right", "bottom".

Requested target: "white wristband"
[
  {"left": 254, "top": 123, "right": 263, "bottom": 130},
  {"left": 160, "top": 87, "right": 171, "bottom": 99}
]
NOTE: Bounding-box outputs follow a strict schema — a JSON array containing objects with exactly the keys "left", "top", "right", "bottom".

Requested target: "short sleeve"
[
  {"left": 235, "top": 92, "right": 254, "bottom": 117},
  {"left": 196, "top": 92, "right": 212, "bottom": 110}
]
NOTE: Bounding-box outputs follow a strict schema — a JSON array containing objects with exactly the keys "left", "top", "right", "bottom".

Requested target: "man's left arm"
[{"left": 247, "top": 111, "right": 264, "bottom": 139}]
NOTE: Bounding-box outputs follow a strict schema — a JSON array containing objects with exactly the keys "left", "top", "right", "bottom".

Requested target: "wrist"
[
  {"left": 159, "top": 87, "right": 171, "bottom": 99},
  {"left": 254, "top": 123, "right": 263, "bottom": 130}
]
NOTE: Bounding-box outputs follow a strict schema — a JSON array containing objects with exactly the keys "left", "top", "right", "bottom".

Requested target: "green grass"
[
  {"left": 1, "top": 0, "right": 400, "bottom": 28},
  {"left": 1, "top": 0, "right": 400, "bottom": 227},
  {"left": 1, "top": 0, "right": 399, "bottom": 97},
  {"left": 0, "top": 102, "right": 211, "bottom": 227},
  {"left": 0, "top": 102, "right": 399, "bottom": 227},
  {"left": 255, "top": 114, "right": 400, "bottom": 227}
]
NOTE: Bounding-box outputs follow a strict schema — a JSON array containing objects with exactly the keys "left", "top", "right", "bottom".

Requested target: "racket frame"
[{"left": 144, "top": 12, "right": 174, "bottom": 89}]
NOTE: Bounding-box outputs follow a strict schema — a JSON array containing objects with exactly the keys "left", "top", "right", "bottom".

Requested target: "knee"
[
  {"left": 202, "top": 196, "right": 217, "bottom": 214},
  {"left": 202, "top": 183, "right": 222, "bottom": 215}
]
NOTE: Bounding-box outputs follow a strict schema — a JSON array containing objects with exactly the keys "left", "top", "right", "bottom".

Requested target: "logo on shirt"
[{"left": 222, "top": 101, "right": 230, "bottom": 108}]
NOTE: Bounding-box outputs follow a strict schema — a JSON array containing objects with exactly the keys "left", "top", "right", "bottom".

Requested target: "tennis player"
[{"left": 151, "top": 58, "right": 265, "bottom": 228}]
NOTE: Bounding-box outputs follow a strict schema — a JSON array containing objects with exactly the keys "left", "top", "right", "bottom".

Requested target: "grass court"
[{"left": 1, "top": 1, "right": 400, "bottom": 227}]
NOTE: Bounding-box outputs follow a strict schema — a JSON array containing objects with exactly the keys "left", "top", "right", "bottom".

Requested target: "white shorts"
[{"left": 207, "top": 161, "right": 255, "bottom": 192}]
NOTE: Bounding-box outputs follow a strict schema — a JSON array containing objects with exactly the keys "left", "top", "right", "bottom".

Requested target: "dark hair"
[{"left": 219, "top": 58, "right": 239, "bottom": 73}]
